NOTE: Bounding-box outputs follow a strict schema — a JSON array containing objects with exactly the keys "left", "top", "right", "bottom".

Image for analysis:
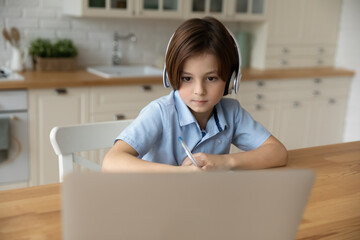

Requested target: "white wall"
[
  {"left": 336, "top": 0, "right": 360, "bottom": 142},
  {"left": 0, "top": 0, "right": 244, "bottom": 69}
]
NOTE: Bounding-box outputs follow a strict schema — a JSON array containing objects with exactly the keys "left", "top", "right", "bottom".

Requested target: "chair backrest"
[{"left": 50, "top": 120, "right": 133, "bottom": 182}]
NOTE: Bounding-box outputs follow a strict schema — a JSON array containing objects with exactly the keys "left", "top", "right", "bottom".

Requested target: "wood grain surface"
[
  {"left": 0, "top": 141, "right": 359, "bottom": 240},
  {"left": 0, "top": 67, "right": 354, "bottom": 90}
]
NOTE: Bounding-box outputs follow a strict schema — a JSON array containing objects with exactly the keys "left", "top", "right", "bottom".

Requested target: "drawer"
[
  {"left": 90, "top": 85, "right": 170, "bottom": 113},
  {"left": 265, "top": 56, "right": 334, "bottom": 69},
  {"left": 0, "top": 90, "right": 27, "bottom": 111},
  {"left": 266, "top": 45, "right": 336, "bottom": 57}
]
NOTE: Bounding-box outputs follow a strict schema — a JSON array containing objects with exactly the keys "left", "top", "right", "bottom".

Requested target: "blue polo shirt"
[{"left": 117, "top": 90, "right": 270, "bottom": 166}]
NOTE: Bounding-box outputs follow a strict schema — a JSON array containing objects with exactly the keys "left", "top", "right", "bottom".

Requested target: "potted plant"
[{"left": 29, "top": 38, "right": 78, "bottom": 71}]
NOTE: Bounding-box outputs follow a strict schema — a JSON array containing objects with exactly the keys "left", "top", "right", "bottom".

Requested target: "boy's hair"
[{"left": 165, "top": 17, "right": 239, "bottom": 95}]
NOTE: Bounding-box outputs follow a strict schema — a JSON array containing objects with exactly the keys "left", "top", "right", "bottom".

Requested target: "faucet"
[{"left": 112, "top": 32, "right": 137, "bottom": 65}]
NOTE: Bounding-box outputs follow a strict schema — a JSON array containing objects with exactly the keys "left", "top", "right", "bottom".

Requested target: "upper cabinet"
[
  {"left": 63, "top": 0, "right": 135, "bottom": 17},
  {"left": 63, "top": 0, "right": 266, "bottom": 21},
  {"left": 263, "top": 0, "right": 342, "bottom": 69},
  {"left": 136, "top": 0, "right": 183, "bottom": 18}
]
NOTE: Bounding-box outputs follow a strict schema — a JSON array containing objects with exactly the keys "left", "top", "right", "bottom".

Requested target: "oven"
[{"left": 0, "top": 90, "right": 29, "bottom": 188}]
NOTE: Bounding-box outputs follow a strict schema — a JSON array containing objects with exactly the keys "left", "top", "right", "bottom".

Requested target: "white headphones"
[{"left": 163, "top": 28, "right": 242, "bottom": 95}]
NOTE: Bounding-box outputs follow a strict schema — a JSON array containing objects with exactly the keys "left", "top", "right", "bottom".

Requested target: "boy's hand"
[{"left": 181, "top": 153, "right": 229, "bottom": 170}]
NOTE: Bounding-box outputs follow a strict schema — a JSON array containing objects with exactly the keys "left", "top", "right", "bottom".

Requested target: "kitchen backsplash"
[{"left": 0, "top": 0, "right": 242, "bottom": 69}]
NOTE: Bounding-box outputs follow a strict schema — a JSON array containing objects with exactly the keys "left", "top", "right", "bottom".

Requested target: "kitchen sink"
[{"left": 87, "top": 65, "right": 163, "bottom": 78}]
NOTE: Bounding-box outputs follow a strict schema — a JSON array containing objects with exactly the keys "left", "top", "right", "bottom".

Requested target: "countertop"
[{"left": 0, "top": 67, "right": 355, "bottom": 90}]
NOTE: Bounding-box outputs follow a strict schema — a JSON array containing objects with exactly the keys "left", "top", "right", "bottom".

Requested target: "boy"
[{"left": 102, "top": 17, "right": 287, "bottom": 172}]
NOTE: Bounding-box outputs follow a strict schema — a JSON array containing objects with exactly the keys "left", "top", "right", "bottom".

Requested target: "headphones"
[{"left": 163, "top": 29, "right": 242, "bottom": 95}]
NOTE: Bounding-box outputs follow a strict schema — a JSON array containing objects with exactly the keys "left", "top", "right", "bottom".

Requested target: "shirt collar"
[
  {"left": 173, "top": 90, "right": 227, "bottom": 132},
  {"left": 174, "top": 90, "right": 197, "bottom": 127}
]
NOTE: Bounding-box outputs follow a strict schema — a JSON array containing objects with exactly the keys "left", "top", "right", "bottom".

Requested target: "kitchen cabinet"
[
  {"left": 28, "top": 84, "right": 170, "bottom": 185},
  {"left": 136, "top": 0, "right": 183, "bottom": 18},
  {"left": 229, "top": 76, "right": 351, "bottom": 151},
  {"left": 185, "top": 0, "right": 266, "bottom": 20},
  {"left": 263, "top": 0, "right": 341, "bottom": 69},
  {"left": 63, "top": 0, "right": 265, "bottom": 20},
  {"left": 63, "top": 0, "right": 134, "bottom": 18},
  {"left": 29, "top": 88, "right": 89, "bottom": 186},
  {"left": 28, "top": 76, "right": 350, "bottom": 185}
]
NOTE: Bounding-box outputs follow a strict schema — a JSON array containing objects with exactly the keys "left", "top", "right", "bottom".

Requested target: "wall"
[
  {"left": 0, "top": 0, "right": 244, "bottom": 69},
  {"left": 336, "top": 0, "right": 360, "bottom": 142}
]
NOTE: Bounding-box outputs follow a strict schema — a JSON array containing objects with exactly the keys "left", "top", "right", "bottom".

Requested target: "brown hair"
[{"left": 165, "top": 17, "right": 239, "bottom": 95}]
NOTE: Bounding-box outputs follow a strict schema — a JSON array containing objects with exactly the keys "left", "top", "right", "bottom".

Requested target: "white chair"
[{"left": 50, "top": 120, "right": 133, "bottom": 182}]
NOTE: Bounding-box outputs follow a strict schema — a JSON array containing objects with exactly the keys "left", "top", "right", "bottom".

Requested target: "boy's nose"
[{"left": 194, "top": 80, "right": 206, "bottom": 95}]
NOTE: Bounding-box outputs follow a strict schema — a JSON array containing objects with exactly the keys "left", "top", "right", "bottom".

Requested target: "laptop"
[{"left": 62, "top": 170, "right": 314, "bottom": 240}]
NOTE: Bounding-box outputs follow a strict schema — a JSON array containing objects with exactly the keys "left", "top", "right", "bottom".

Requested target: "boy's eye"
[
  {"left": 207, "top": 76, "right": 218, "bottom": 81},
  {"left": 181, "top": 76, "right": 191, "bottom": 82}
]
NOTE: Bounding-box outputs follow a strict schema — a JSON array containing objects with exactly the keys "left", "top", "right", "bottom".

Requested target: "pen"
[{"left": 178, "top": 136, "right": 198, "bottom": 167}]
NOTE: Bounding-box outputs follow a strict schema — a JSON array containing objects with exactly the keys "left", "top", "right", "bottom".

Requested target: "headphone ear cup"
[
  {"left": 163, "top": 66, "right": 170, "bottom": 88},
  {"left": 226, "top": 71, "right": 236, "bottom": 95}
]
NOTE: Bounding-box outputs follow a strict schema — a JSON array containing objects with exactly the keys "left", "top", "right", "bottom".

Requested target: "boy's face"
[{"left": 178, "top": 53, "right": 226, "bottom": 123}]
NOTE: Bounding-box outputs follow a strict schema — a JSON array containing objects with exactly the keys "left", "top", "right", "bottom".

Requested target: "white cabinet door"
[
  {"left": 275, "top": 100, "right": 313, "bottom": 150},
  {"left": 136, "top": 0, "right": 183, "bottom": 18},
  {"left": 29, "top": 88, "right": 89, "bottom": 185},
  {"left": 302, "top": 0, "right": 342, "bottom": 45},
  {"left": 241, "top": 102, "right": 277, "bottom": 133},
  {"left": 266, "top": 0, "right": 306, "bottom": 45},
  {"left": 185, "top": 0, "right": 227, "bottom": 18},
  {"left": 63, "top": 0, "right": 135, "bottom": 17},
  {"left": 310, "top": 97, "right": 348, "bottom": 146}
]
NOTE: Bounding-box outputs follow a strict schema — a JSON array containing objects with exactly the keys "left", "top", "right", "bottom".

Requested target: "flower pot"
[{"left": 34, "top": 57, "right": 78, "bottom": 71}]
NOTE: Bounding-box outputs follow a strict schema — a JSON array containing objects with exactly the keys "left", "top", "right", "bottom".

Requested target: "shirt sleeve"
[
  {"left": 116, "top": 101, "right": 164, "bottom": 158},
  {"left": 232, "top": 101, "right": 271, "bottom": 151}
]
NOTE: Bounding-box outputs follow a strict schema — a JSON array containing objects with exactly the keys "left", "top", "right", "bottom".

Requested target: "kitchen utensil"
[
  {"left": 2, "top": 28, "right": 13, "bottom": 46},
  {"left": 10, "top": 27, "right": 20, "bottom": 47},
  {"left": 10, "top": 47, "right": 24, "bottom": 71}
]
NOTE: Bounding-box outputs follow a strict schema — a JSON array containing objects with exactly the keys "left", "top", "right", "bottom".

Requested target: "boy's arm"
[
  {"left": 182, "top": 135, "right": 288, "bottom": 170},
  {"left": 102, "top": 140, "right": 199, "bottom": 172}
]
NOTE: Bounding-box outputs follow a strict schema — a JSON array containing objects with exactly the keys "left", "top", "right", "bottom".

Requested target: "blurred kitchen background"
[{"left": 0, "top": 0, "right": 359, "bottom": 189}]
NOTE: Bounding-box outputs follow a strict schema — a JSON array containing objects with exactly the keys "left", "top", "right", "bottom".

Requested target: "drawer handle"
[
  {"left": 314, "top": 78, "right": 322, "bottom": 84},
  {"left": 256, "top": 94, "right": 264, "bottom": 100},
  {"left": 317, "top": 59, "right": 324, "bottom": 65},
  {"left": 329, "top": 98, "right": 336, "bottom": 104},
  {"left": 255, "top": 104, "right": 262, "bottom": 111},
  {"left": 257, "top": 81, "right": 265, "bottom": 87},
  {"left": 114, "top": 114, "right": 126, "bottom": 120},
  {"left": 313, "top": 90, "right": 320, "bottom": 96},
  {"left": 293, "top": 101, "right": 301, "bottom": 108},
  {"left": 281, "top": 48, "right": 289, "bottom": 54},
  {"left": 143, "top": 85, "right": 152, "bottom": 91},
  {"left": 281, "top": 59, "right": 288, "bottom": 65},
  {"left": 55, "top": 88, "right": 67, "bottom": 95},
  {"left": 318, "top": 47, "right": 325, "bottom": 53}
]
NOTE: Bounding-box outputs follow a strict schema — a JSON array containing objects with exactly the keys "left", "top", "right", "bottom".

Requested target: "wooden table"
[{"left": 1, "top": 141, "right": 359, "bottom": 240}]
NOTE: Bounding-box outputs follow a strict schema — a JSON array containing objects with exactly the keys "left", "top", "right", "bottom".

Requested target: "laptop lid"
[{"left": 62, "top": 170, "right": 314, "bottom": 240}]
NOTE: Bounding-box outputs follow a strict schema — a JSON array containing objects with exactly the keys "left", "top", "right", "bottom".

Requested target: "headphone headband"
[{"left": 163, "top": 27, "right": 242, "bottom": 95}]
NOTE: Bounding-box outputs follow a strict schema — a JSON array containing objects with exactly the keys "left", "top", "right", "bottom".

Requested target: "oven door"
[{"left": 0, "top": 111, "right": 29, "bottom": 185}]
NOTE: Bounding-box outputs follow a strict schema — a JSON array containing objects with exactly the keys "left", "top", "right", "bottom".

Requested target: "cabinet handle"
[
  {"left": 317, "top": 59, "right": 324, "bottom": 65},
  {"left": 329, "top": 98, "right": 336, "bottom": 104},
  {"left": 318, "top": 47, "right": 325, "bottom": 53},
  {"left": 281, "top": 59, "right": 288, "bottom": 65},
  {"left": 313, "top": 90, "right": 320, "bottom": 96},
  {"left": 256, "top": 94, "right": 264, "bottom": 100},
  {"left": 54, "top": 88, "right": 67, "bottom": 95},
  {"left": 257, "top": 81, "right": 265, "bottom": 87},
  {"left": 293, "top": 101, "right": 301, "bottom": 108},
  {"left": 142, "top": 85, "right": 152, "bottom": 91},
  {"left": 255, "top": 104, "right": 262, "bottom": 111},
  {"left": 281, "top": 48, "right": 289, "bottom": 54},
  {"left": 314, "top": 78, "right": 322, "bottom": 84},
  {"left": 114, "top": 114, "right": 126, "bottom": 120}
]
